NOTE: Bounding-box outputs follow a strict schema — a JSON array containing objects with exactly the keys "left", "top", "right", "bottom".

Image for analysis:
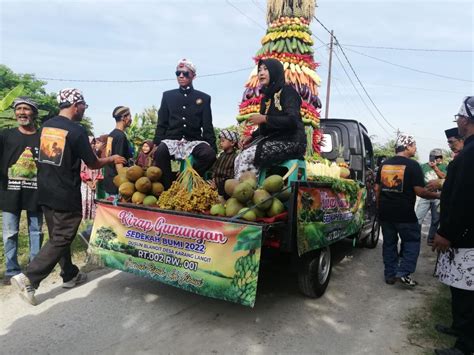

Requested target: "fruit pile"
[
  {"left": 115, "top": 166, "right": 164, "bottom": 206},
  {"left": 209, "top": 171, "right": 289, "bottom": 222},
  {"left": 236, "top": 9, "right": 322, "bottom": 154},
  {"left": 157, "top": 161, "right": 219, "bottom": 213}
]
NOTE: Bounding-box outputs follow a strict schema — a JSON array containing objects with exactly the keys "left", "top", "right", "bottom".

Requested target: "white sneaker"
[
  {"left": 62, "top": 272, "right": 87, "bottom": 289},
  {"left": 11, "top": 273, "right": 37, "bottom": 306}
]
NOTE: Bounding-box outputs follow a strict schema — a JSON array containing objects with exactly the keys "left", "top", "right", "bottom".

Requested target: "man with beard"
[
  {"left": 11, "top": 88, "right": 126, "bottom": 305},
  {"left": 153, "top": 59, "right": 217, "bottom": 189},
  {"left": 0, "top": 97, "right": 43, "bottom": 285},
  {"left": 433, "top": 96, "right": 474, "bottom": 355}
]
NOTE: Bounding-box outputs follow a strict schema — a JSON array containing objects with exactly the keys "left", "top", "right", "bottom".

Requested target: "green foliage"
[
  {"left": 127, "top": 106, "right": 158, "bottom": 156},
  {"left": 79, "top": 116, "right": 94, "bottom": 136},
  {"left": 373, "top": 138, "right": 396, "bottom": 159},
  {"left": 233, "top": 226, "right": 262, "bottom": 252},
  {"left": 309, "top": 175, "right": 361, "bottom": 204},
  {"left": 0, "top": 84, "right": 24, "bottom": 111},
  {"left": 0, "top": 65, "right": 58, "bottom": 125}
]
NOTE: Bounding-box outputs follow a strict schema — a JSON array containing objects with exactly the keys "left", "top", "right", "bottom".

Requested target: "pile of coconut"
[{"left": 210, "top": 172, "right": 290, "bottom": 221}]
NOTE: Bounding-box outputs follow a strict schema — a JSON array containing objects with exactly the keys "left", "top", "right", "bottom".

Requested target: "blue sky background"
[{"left": 1, "top": 0, "right": 473, "bottom": 161}]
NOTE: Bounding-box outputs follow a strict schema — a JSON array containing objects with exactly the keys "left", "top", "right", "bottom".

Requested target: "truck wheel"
[
  {"left": 298, "top": 247, "right": 332, "bottom": 298},
  {"left": 365, "top": 217, "right": 380, "bottom": 249}
]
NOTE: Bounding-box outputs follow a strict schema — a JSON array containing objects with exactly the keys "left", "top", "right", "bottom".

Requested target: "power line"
[
  {"left": 332, "top": 48, "right": 392, "bottom": 137},
  {"left": 37, "top": 66, "right": 253, "bottom": 83},
  {"left": 313, "top": 16, "right": 397, "bottom": 132},
  {"left": 251, "top": 0, "right": 265, "bottom": 13},
  {"left": 226, "top": 0, "right": 265, "bottom": 30},
  {"left": 342, "top": 46, "right": 474, "bottom": 83},
  {"left": 340, "top": 44, "right": 474, "bottom": 53},
  {"left": 334, "top": 44, "right": 397, "bottom": 131}
]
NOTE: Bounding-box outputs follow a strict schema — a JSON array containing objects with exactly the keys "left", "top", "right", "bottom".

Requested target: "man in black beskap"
[
  {"left": 375, "top": 133, "right": 440, "bottom": 287},
  {"left": 433, "top": 96, "right": 474, "bottom": 355},
  {"left": 0, "top": 97, "right": 43, "bottom": 286},
  {"left": 153, "top": 58, "right": 217, "bottom": 189},
  {"left": 103, "top": 106, "right": 133, "bottom": 196},
  {"left": 11, "top": 88, "right": 126, "bottom": 306}
]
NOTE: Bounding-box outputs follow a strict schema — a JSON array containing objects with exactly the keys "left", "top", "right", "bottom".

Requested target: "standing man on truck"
[
  {"left": 153, "top": 59, "right": 217, "bottom": 189},
  {"left": 433, "top": 96, "right": 474, "bottom": 355},
  {"left": 375, "top": 133, "right": 440, "bottom": 286}
]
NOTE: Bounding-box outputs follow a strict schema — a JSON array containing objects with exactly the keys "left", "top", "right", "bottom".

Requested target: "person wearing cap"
[
  {"left": 0, "top": 97, "right": 43, "bottom": 285},
  {"left": 210, "top": 129, "right": 239, "bottom": 198},
  {"left": 375, "top": 133, "right": 440, "bottom": 287},
  {"left": 433, "top": 96, "right": 474, "bottom": 355},
  {"left": 425, "top": 128, "right": 465, "bottom": 192},
  {"left": 415, "top": 148, "right": 447, "bottom": 246},
  {"left": 103, "top": 106, "right": 133, "bottom": 196},
  {"left": 153, "top": 59, "right": 217, "bottom": 190},
  {"left": 10, "top": 88, "right": 126, "bottom": 305}
]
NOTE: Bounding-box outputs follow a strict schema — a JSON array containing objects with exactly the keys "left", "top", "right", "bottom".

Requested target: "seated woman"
[
  {"left": 234, "top": 58, "right": 307, "bottom": 179},
  {"left": 135, "top": 140, "right": 156, "bottom": 169}
]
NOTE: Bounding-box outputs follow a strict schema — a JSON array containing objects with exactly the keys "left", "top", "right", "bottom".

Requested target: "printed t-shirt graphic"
[
  {"left": 8, "top": 147, "right": 37, "bottom": 181},
  {"left": 380, "top": 164, "right": 406, "bottom": 193},
  {"left": 39, "top": 127, "right": 68, "bottom": 166}
]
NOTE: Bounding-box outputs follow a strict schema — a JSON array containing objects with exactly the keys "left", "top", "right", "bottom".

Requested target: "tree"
[
  {"left": 127, "top": 106, "right": 159, "bottom": 156},
  {"left": 373, "top": 139, "right": 396, "bottom": 159},
  {"left": 0, "top": 65, "right": 58, "bottom": 126}
]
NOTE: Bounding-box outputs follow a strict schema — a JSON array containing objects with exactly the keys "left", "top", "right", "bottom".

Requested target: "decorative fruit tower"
[{"left": 236, "top": 0, "right": 322, "bottom": 155}]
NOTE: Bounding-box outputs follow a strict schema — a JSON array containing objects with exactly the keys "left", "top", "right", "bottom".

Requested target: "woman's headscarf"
[
  {"left": 258, "top": 58, "right": 285, "bottom": 99},
  {"left": 136, "top": 140, "right": 155, "bottom": 168}
]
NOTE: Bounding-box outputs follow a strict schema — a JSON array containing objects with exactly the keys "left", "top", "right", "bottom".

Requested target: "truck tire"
[
  {"left": 365, "top": 217, "right": 380, "bottom": 249},
  {"left": 298, "top": 247, "right": 332, "bottom": 298}
]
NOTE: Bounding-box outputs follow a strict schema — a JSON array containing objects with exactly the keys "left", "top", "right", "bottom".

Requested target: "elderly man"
[
  {"left": 433, "top": 96, "right": 474, "bottom": 355},
  {"left": 415, "top": 149, "right": 446, "bottom": 246},
  {"left": 375, "top": 134, "right": 440, "bottom": 287},
  {"left": 11, "top": 89, "right": 126, "bottom": 305},
  {"left": 153, "top": 59, "right": 217, "bottom": 189},
  {"left": 0, "top": 97, "right": 43, "bottom": 285}
]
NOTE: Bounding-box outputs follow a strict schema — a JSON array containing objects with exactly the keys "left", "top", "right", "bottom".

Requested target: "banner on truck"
[
  {"left": 89, "top": 203, "right": 263, "bottom": 307},
  {"left": 296, "top": 186, "right": 366, "bottom": 256}
]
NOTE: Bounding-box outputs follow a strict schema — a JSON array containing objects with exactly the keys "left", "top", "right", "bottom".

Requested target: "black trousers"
[
  {"left": 451, "top": 286, "right": 474, "bottom": 354},
  {"left": 26, "top": 206, "right": 82, "bottom": 288},
  {"left": 154, "top": 142, "right": 216, "bottom": 189}
]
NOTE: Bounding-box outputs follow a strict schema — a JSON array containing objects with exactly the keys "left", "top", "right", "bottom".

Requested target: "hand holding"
[
  {"left": 432, "top": 233, "right": 451, "bottom": 253},
  {"left": 247, "top": 114, "right": 267, "bottom": 126}
]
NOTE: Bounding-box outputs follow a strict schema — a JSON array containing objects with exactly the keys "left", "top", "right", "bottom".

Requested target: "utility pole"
[{"left": 324, "top": 30, "right": 334, "bottom": 119}]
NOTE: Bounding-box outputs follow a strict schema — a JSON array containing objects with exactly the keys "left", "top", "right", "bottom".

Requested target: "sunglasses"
[
  {"left": 175, "top": 71, "right": 191, "bottom": 78},
  {"left": 76, "top": 101, "right": 89, "bottom": 109},
  {"left": 453, "top": 114, "right": 466, "bottom": 122}
]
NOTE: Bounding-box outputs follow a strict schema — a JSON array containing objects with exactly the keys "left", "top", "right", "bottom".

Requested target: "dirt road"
[{"left": 0, "top": 238, "right": 439, "bottom": 354}]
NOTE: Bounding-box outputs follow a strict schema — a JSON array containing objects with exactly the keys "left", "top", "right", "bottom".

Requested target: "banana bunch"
[
  {"left": 261, "top": 30, "right": 313, "bottom": 44},
  {"left": 307, "top": 160, "right": 342, "bottom": 179},
  {"left": 231, "top": 253, "right": 259, "bottom": 305}
]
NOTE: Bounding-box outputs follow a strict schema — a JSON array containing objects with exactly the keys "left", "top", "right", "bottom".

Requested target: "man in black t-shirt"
[
  {"left": 375, "top": 133, "right": 439, "bottom": 287},
  {"left": 11, "top": 88, "right": 126, "bottom": 305},
  {"left": 0, "top": 97, "right": 43, "bottom": 285},
  {"left": 103, "top": 106, "right": 133, "bottom": 195}
]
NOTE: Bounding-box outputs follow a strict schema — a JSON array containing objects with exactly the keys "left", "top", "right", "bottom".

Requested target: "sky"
[{"left": 1, "top": 0, "right": 473, "bottom": 161}]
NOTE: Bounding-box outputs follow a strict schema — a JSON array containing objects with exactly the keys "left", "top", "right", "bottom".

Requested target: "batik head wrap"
[
  {"left": 13, "top": 96, "right": 38, "bottom": 113},
  {"left": 395, "top": 133, "right": 416, "bottom": 149},
  {"left": 57, "top": 88, "right": 85, "bottom": 108},
  {"left": 176, "top": 59, "right": 196, "bottom": 74},
  {"left": 219, "top": 129, "right": 239, "bottom": 143},
  {"left": 457, "top": 96, "right": 474, "bottom": 119}
]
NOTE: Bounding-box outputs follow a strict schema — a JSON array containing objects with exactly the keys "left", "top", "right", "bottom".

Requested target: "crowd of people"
[{"left": 0, "top": 58, "right": 472, "bottom": 354}]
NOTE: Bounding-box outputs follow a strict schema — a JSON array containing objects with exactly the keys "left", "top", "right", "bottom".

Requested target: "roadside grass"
[
  {"left": 0, "top": 212, "right": 92, "bottom": 280},
  {"left": 405, "top": 284, "right": 454, "bottom": 354}
]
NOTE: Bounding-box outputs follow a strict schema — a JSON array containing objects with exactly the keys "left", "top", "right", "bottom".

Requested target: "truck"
[{"left": 88, "top": 118, "right": 380, "bottom": 307}]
